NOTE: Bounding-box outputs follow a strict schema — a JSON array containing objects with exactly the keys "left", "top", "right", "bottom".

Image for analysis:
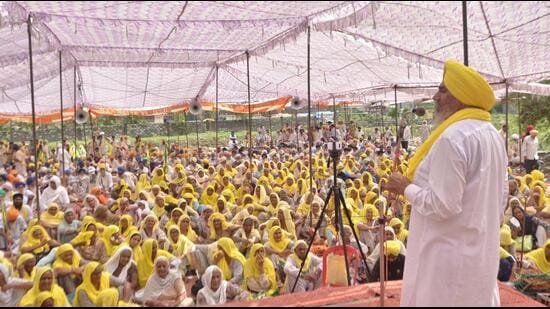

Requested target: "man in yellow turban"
[{"left": 385, "top": 60, "right": 507, "bottom": 306}]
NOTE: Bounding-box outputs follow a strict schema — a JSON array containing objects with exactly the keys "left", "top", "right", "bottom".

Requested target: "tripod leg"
[
  {"left": 290, "top": 188, "right": 333, "bottom": 293},
  {"left": 337, "top": 189, "right": 372, "bottom": 282},
  {"left": 334, "top": 186, "right": 352, "bottom": 286}
]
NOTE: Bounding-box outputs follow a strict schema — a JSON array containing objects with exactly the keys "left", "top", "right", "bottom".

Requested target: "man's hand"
[{"left": 385, "top": 172, "right": 412, "bottom": 196}]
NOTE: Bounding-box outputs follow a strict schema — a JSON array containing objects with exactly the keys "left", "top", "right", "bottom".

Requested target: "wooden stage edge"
[{"left": 222, "top": 281, "right": 546, "bottom": 307}]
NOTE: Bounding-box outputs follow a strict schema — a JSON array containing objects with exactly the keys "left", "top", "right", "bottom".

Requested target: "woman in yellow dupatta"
[
  {"left": 525, "top": 240, "right": 550, "bottom": 274},
  {"left": 201, "top": 185, "right": 219, "bottom": 207},
  {"left": 243, "top": 243, "right": 277, "bottom": 296},
  {"left": 136, "top": 239, "right": 173, "bottom": 288},
  {"left": 364, "top": 191, "right": 377, "bottom": 206},
  {"left": 103, "top": 225, "right": 123, "bottom": 257},
  {"left": 40, "top": 203, "right": 65, "bottom": 237},
  {"left": 135, "top": 173, "right": 151, "bottom": 195},
  {"left": 119, "top": 215, "right": 135, "bottom": 241},
  {"left": 356, "top": 204, "right": 380, "bottom": 250},
  {"left": 253, "top": 185, "right": 269, "bottom": 206},
  {"left": 276, "top": 205, "right": 296, "bottom": 240},
  {"left": 208, "top": 213, "right": 233, "bottom": 242},
  {"left": 73, "top": 262, "right": 111, "bottom": 306},
  {"left": 165, "top": 226, "right": 194, "bottom": 258},
  {"left": 164, "top": 207, "right": 185, "bottom": 230},
  {"left": 389, "top": 217, "right": 409, "bottom": 243},
  {"left": 214, "top": 237, "right": 247, "bottom": 285},
  {"left": 15, "top": 253, "right": 36, "bottom": 281},
  {"left": 20, "top": 225, "right": 58, "bottom": 258},
  {"left": 19, "top": 266, "right": 70, "bottom": 307},
  {"left": 52, "top": 244, "right": 83, "bottom": 286},
  {"left": 361, "top": 172, "right": 375, "bottom": 190},
  {"left": 265, "top": 226, "right": 292, "bottom": 272},
  {"left": 282, "top": 176, "right": 298, "bottom": 197},
  {"left": 178, "top": 214, "right": 199, "bottom": 243},
  {"left": 221, "top": 189, "right": 236, "bottom": 205},
  {"left": 151, "top": 167, "right": 167, "bottom": 186}
]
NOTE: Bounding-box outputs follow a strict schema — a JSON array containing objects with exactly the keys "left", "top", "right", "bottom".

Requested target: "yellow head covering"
[
  {"left": 200, "top": 185, "right": 219, "bottom": 207},
  {"left": 52, "top": 244, "right": 81, "bottom": 270},
  {"left": 443, "top": 59, "right": 496, "bottom": 111},
  {"left": 384, "top": 240, "right": 401, "bottom": 257},
  {"left": 208, "top": 213, "right": 231, "bottom": 241},
  {"left": 19, "top": 267, "right": 70, "bottom": 307},
  {"left": 290, "top": 240, "right": 312, "bottom": 272},
  {"left": 73, "top": 262, "right": 111, "bottom": 307},
  {"left": 103, "top": 225, "right": 121, "bottom": 257},
  {"left": 243, "top": 243, "right": 277, "bottom": 292},
  {"left": 33, "top": 291, "right": 54, "bottom": 307},
  {"left": 166, "top": 225, "right": 194, "bottom": 257},
  {"left": 215, "top": 237, "right": 246, "bottom": 280},
  {"left": 500, "top": 226, "right": 514, "bottom": 247},
  {"left": 136, "top": 239, "right": 173, "bottom": 288},
  {"left": 40, "top": 203, "right": 64, "bottom": 226},
  {"left": 268, "top": 226, "right": 291, "bottom": 254},
  {"left": 15, "top": 253, "right": 36, "bottom": 280},
  {"left": 22, "top": 225, "right": 51, "bottom": 255},
  {"left": 119, "top": 214, "right": 135, "bottom": 239},
  {"left": 525, "top": 240, "right": 550, "bottom": 274},
  {"left": 178, "top": 214, "right": 198, "bottom": 242}
]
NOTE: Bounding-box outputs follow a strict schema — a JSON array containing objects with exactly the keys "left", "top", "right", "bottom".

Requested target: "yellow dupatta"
[
  {"left": 216, "top": 237, "right": 247, "bottom": 281},
  {"left": 102, "top": 225, "right": 121, "bottom": 257},
  {"left": 178, "top": 214, "right": 198, "bottom": 242},
  {"left": 166, "top": 226, "right": 194, "bottom": 257},
  {"left": 389, "top": 218, "right": 409, "bottom": 243},
  {"left": 73, "top": 262, "right": 111, "bottom": 307},
  {"left": 200, "top": 185, "right": 219, "bottom": 207},
  {"left": 21, "top": 225, "right": 51, "bottom": 255},
  {"left": 15, "top": 253, "right": 36, "bottom": 280},
  {"left": 268, "top": 226, "right": 291, "bottom": 254},
  {"left": 406, "top": 108, "right": 492, "bottom": 181},
  {"left": 40, "top": 203, "right": 65, "bottom": 226},
  {"left": 208, "top": 213, "right": 231, "bottom": 241},
  {"left": 135, "top": 173, "right": 151, "bottom": 194},
  {"left": 525, "top": 240, "right": 550, "bottom": 273},
  {"left": 52, "top": 244, "right": 81, "bottom": 273},
  {"left": 243, "top": 243, "right": 277, "bottom": 292},
  {"left": 290, "top": 240, "right": 312, "bottom": 272},
  {"left": 136, "top": 239, "right": 173, "bottom": 288},
  {"left": 119, "top": 215, "right": 135, "bottom": 240},
  {"left": 19, "top": 267, "right": 70, "bottom": 307}
]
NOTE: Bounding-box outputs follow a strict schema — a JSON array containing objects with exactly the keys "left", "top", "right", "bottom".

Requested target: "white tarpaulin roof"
[{"left": 0, "top": 1, "right": 548, "bottom": 115}]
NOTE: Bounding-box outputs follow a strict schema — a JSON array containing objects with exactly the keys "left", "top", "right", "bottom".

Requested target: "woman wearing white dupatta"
[
  {"left": 104, "top": 245, "right": 138, "bottom": 301},
  {"left": 196, "top": 265, "right": 249, "bottom": 306},
  {"left": 142, "top": 256, "right": 193, "bottom": 307},
  {"left": 39, "top": 176, "right": 70, "bottom": 211}
]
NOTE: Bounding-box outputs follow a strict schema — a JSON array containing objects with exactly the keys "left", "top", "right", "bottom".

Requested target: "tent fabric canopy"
[{"left": 0, "top": 1, "right": 548, "bottom": 116}]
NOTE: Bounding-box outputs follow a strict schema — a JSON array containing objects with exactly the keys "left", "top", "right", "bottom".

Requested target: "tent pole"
[
  {"left": 215, "top": 65, "right": 219, "bottom": 151},
  {"left": 268, "top": 111, "right": 273, "bottom": 148},
  {"left": 59, "top": 51, "right": 65, "bottom": 174},
  {"left": 246, "top": 51, "right": 252, "bottom": 159},
  {"left": 27, "top": 13, "right": 41, "bottom": 220},
  {"left": 195, "top": 115, "right": 200, "bottom": 153},
  {"left": 73, "top": 66, "right": 77, "bottom": 154},
  {"left": 307, "top": 25, "right": 313, "bottom": 191},
  {"left": 184, "top": 111, "right": 189, "bottom": 149},
  {"left": 394, "top": 85, "right": 399, "bottom": 146},
  {"left": 505, "top": 83, "right": 509, "bottom": 156},
  {"left": 462, "top": 1, "right": 469, "bottom": 66}
]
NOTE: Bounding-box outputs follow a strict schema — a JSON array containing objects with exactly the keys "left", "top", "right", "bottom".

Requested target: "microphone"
[{"left": 412, "top": 107, "right": 426, "bottom": 117}]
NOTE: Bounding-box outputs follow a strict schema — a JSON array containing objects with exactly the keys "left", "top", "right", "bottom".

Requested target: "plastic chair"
[{"left": 322, "top": 245, "right": 360, "bottom": 287}]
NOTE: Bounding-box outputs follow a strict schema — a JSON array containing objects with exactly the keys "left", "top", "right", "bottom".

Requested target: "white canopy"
[{"left": 0, "top": 1, "right": 548, "bottom": 115}]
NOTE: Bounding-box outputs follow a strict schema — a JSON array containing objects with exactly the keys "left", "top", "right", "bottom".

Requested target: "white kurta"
[{"left": 401, "top": 119, "right": 508, "bottom": 307}]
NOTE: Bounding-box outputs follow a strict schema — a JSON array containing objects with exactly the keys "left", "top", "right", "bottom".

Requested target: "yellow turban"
[
  {"left": 443, "top": 60, "right": 495, "bottom": 111},
  {"left": 500, "top": 227, "right": 514, "bottom": 247},
  {"left": 384, "top": 240, "right": 401, "bottom": 257}
]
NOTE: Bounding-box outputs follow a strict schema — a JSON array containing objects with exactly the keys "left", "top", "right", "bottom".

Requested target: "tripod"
[{"left": 291, "top": 142, "right": 371, "bottom": 292}]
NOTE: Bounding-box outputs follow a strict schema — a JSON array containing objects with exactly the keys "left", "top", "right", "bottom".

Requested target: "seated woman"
[
  {"left": 0, "top": 263, "right": 33, "bottom": 307},
  {"left": 367, "top": 226, "right": 406, "bottom": 273},
  {"left": 164, "top": 208, "right": 184, "bottom": 231},
  {"left": 15, "top": 253, "right": 36, "bottom": 281},
  {"left": 196, "top": 265, "right": 249, "bottom": 306},
  {"left": 52, "top": 244, "right": 85, "bottom": 297},
  {"left": 509, "top": 203, "right": 545, "bottom": 251},
  {"left": 523, "top": 239, "right": 550, "bottom": 273},
  {"left": 20, "top": 225, "right": 59, "bottom": 262},
  {"left": 72, "top": 221, "right": 108, "bottom": 264},
  {"left": 207, "top": 213, "right": 239, "bottom": 243},
  {"left": 140, "top": 215, "right": 167, "bottom": 249},
  {"left": 136, "top": 239, "right": 174, "bottom": 289},
  {"left": 265, "top": 226, "right": 293, "bottom": 282},
  {"left": 56, "top": 209, "right": 81, "bottom": 245},
  {"left": 243, "top": 244, "right": 277, "bottom": 297},
  {"left": 164, "top": 226, "right": 194, "bottom": 273},
  {"left": 103, "top": 225, "right": 124, "bottom": 258},
  {"left": 214, "top": 237, "right": 246, "bottom": 286},
  {"left": 178, "top": 214, "right": 199, "bottom": 243},
  {"left": 371, "top": 240, "right": 406, "bottom": 281},
  {"left": 73, "top": 262, "right": 110, "bottom": 306},
  {"left": 119, "top": 214, "right": 136, "bottom": 241},
  {"left": 40, "top": 203, "right": 65, "bottom": 240},
  {"left": 141, "top": 257, "right": 194, "bottom": 307},
  {"left": 19, "top": 266, "right": 70, "bottom": 306},
  {"left": 104, "top": 246, "right": 138, "bottom": 302},
  {"left": 283, "top": 240, "right": 322, "bottom": 293},
  {"left": 233, "top": 216, "right": 261, "bottom": 256},
  {"left": 388, "top": 218, "right": 409, "bottom": 245}
]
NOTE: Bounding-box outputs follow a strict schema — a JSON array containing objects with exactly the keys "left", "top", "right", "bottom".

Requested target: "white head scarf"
[
  {"left": 199, "top": 265, "right": 228, "bottom": 305},
  {"left": 104, "top": 246, "right": 134, "bottom": 284},
  {"left": 142, "top": 256, "right": 180, "bottom": 301}
]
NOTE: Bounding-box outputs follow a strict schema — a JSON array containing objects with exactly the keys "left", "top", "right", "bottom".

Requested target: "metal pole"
[
  {"left": 73, "top": 66, "right": 77, "bottom": 154},
  {"left": 517, "top": 96, "right": 522, "bottom": 171},
  {"left": 246, "top": 51, "right": 252, "bottom": 158},
  {"left": 394, "top": 86, "right": 399, "bottom": 145},
  {"left": 505, "top": 83, "right": 509, "bottom": 156},
  {"left": 27, "top": 14, "right": 40, "bottom": 219},
  {"left": 268, "top": 111, "right": 273, "bottom": 147},
  {"left": 59, "top": 51, "right": 65, "bottom": 174},
  {"left": 462, "top": 1, "right": 469, "bottom": 66},
  {"left": 307, "top": 25, "right": 313, "bottom": 191},
  {"left": 215, "top": 66, "right": 219, "bottom": 150},
  {"left": 184, "top": 111, "right": 189, "bottom": 149},
  {"left": 195, "top": 115, "right": 200, "bottom": 152}
]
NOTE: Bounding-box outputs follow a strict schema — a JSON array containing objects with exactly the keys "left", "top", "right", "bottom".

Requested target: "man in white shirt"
[
  {"left": 96, "top": 163, "right": 113, "bottom": 193},
  {"left": 386, "top": 60, "right": 507, "bottom": 306},
  {"left": 522, "top": 129, "right": 539, "bottom": 173}
]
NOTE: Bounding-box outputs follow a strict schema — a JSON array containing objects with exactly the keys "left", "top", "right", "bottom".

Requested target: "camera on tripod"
[{"left": 327, "top": 141, "right": 343, "bottom": 159}]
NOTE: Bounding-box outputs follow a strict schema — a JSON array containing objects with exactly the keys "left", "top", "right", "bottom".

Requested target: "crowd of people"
[{"left": 0, "top": 116, "right": 546, "bottom": 307}]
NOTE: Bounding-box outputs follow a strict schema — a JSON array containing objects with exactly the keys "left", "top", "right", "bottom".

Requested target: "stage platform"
[{"left": 223, "top": 281, "right": 545, "bottom": 307}]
